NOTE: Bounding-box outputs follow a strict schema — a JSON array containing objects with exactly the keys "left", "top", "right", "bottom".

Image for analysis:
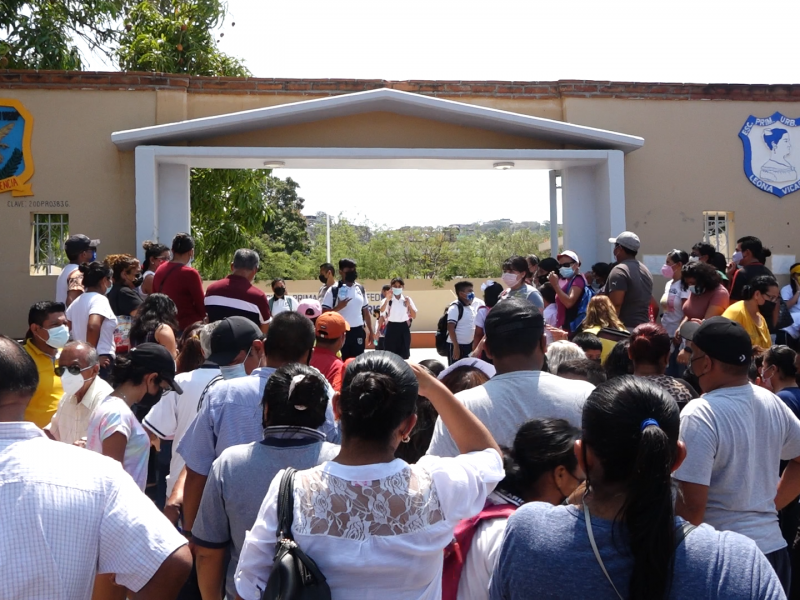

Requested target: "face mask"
[
  {"left": 661, "top": 264, "right": 674, "bottom": 278},
  {"left": 61, "top": 370, "right": 93, "bottom": 397},
  {"left": 344, "top": 271, "right": 358, "bottom": 283},
  {"left": 41, "top": 324, "right": 69, "bottom": 349},
  {"left": 688, "top": 255, "right": 700, "bottom": 263},
  {"left": 104, "top": 284, "right": 112, "bottom": 295},
  {"left": 318, "top": 274, "right": 328, "bottom": 284},
  {"left": 132, "top": 274, "right": 144, "bottom": 288},
  {"left": 392, "top": 287, "right": 402, "bottom": 297},
  {"left": 91, "top": 250, "right": 97, "bottom": 261},
  {"left": 538, "top": 275, "right": 550, "bottom": 286},
  {"left": 466, "top": 292, "right": 475, "bottom": 302},
  {"left": 220, "top": 362, "right": 247, "bottom": 380},
  {"left": 559, "top": 266, "right": 574, "bottom": 279},
  {"left": 274, "top": 288, "right": 286, "bottom": 297},
  {"left": 501, "top": 272, "right": 520, "bottom": 287},
  {"left": 689, "top": 285, "right": 704, "bottom": 295},
  {"left": 759, "top": 298, "right": 776, "bottom": 317},
  {"left": 732, "top": 251, "right": 743, "bottom": 264}
]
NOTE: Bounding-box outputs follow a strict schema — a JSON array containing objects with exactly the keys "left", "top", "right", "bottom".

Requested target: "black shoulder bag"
[{"left": 262, "top": 468, "right": 331, "bottom": 600}]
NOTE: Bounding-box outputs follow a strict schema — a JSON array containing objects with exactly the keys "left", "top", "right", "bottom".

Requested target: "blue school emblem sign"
[{"left": 739, "top": 112, "right": 800, "bottom": 198}]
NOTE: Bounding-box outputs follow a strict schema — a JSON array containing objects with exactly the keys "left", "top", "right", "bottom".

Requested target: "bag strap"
[
  {"left": 584, "top": 501, "right": 624, "bottom": 600},
  {"left": 196, "top": 374, "right": 224, "bottom": 412},
  {"left": 155, "top": 263, "right": 181, "bottom": 293},
  {"left": 277, "top": 468, "right": 297, "bottom": 541},
  {"left": 674, "top": 521, "right": 696, "bottom": 546}
]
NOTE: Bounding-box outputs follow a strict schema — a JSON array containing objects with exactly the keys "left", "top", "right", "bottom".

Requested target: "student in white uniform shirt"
[
  {"left": 46, "top": 341, "right": 113, "bottom": 445},
  {"left": 447, "top": 281, "right": 481, "bottom": 365},
  {"left": 268, "top": 278, "right": 298, "bottom": 316},
  {"left": 380, "top": 277, "right": 418, "bottom": 359},
  {"left": 321, "top": 257, "right": 374, "bottom": 360},
  {"left": 55, "top": 234, "right": 99, "bottom": 306}
]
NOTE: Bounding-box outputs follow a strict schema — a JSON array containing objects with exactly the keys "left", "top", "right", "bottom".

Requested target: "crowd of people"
[{"left": 3, "top": 228, "right": 800, "bottom": 599}]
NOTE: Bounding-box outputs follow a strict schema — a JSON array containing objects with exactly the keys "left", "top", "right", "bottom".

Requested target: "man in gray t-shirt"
[
  {"left": 675, "top": 317, "right": 800, "bottom": 595},
  {"left": 428, "top": 298, "right": 594, "bottom": 458},
  {"left": 193, "top": 428, "right": 339, "bottom": 599},
  {"left": 604, "top": 231, "right": 653, "bottom": 330}
]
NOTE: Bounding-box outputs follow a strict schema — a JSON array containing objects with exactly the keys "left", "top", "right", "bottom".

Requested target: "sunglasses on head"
[{"left": 55, "top": 364, "right": 92, "bottom": 377}]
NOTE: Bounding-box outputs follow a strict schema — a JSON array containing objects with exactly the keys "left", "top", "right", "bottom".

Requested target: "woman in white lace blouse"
[{"left": 235, "top": 351, "right": 503, "bottom": 600}]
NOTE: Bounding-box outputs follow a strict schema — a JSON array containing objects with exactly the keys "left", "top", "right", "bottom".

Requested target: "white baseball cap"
[
  {"left": 609, "top": 231, "right": 641, "bottom": 252},
  {"left": 556, "top": 250, "right": 581, "bottom": 265}
]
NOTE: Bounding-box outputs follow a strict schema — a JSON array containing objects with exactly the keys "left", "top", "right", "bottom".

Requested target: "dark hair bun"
[
  {"left": 763, "top": 248, "right": 773, "bottom": 259},
  {"left": 340, "top": 351, "right": 418, "bottom": 442},
  {"left": 78, "top": 263, "right": 91, "bottom": 274}
]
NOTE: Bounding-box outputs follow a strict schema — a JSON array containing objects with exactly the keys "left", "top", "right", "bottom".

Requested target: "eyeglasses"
[
  {"left": 764, "top": 294, "right": 780, "bottom": 303},
  {"left": 55, "top": 364, "right": 93, "bottom": 377}
]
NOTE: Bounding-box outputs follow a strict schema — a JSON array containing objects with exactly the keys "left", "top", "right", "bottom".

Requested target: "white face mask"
[
  {"left": 39, "top": 324, "right": 69, "bottom": 349},
  {"left": 732, "top": 251, "right": 744, "bottom": 264},
  {"left": 60, "top": 369, "right": 93, "bottom": 397},
  {"left": 501, "top": 272, "right": 520, "bottom": 287}
]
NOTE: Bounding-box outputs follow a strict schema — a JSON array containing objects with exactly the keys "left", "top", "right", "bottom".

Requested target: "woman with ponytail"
[
  {"left": 491, "top": 376, "right": 784, "bottom": 600},
  {"left": 235, "top": 351, "right": 503, "bottom": 600}
]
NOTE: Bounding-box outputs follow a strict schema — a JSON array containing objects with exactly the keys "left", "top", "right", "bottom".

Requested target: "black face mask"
[
  {"left": 274, "top": 288, "right": 286, "bottom": 297},
  {"left": 344, "top": 271, "right": 358, "bottom": 283},
  {"left": 132, "top": 274, "right": 144, "bottom": 288},
  {"left": 318, "top": 274, "right": 328, "bottom": 284},
  {"left": 537, "top": 274, "right": 549, "bottom": 286},
  {"left": 759, "top": 299, "right": 776, "bottom": 317}
]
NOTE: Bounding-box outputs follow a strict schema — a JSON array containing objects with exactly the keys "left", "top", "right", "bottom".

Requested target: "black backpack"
[
  {"left": 435, "top": 302, "right": 464, "bottom": 356},
  {"left": 331, "top": 281, "right": 366, "bottom": 307}
]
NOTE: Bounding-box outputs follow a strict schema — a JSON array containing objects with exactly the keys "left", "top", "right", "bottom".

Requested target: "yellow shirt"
[
  {"left": 23, "top": 339, "right": 64, "bottom": 428},
  {"left": 722, "top": 301, "right": 772, "bottom": 349},
  {"left": 583, "top": 326, "right": 618, "bottom": 362}
]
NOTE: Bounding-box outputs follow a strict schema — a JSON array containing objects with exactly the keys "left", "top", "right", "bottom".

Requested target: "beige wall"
[{"left": 564, "top": 98, "right": 800, "bottom": 270}]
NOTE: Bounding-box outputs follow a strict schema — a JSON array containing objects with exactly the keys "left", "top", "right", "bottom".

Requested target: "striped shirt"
[
  {"left": 204, "top": 274, "right": 271, "bottom": 326},
  {"left": 176, "top": 367, "right": 340, "bottom": 476},
  {"left": 0, "top": 422, "right": 187, "bottom": 599}
]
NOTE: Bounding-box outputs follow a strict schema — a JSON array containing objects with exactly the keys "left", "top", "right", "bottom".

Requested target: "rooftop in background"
[{"left": 2, "top": 71, "right": 799, "bottom": 103}]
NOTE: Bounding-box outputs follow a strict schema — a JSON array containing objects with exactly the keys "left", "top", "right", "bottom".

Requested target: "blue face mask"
[
  {"left": 91, "top": 250, "right": 97, "bottom": 262},
  {"left": 559, "top": 266, "right": 574, "bottom": 278},
  {"left": 220, "top": 363, "right": 247, "bottom": 380},
  {"left": 466, "top": 292, "right": 475, "bottom": 301},
  {"left": 41, "top": 324, "right": 69, "bottom": 349}
]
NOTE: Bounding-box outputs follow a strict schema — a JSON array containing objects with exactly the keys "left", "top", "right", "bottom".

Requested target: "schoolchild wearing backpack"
[
  {"left": 321, "top": 258, "right": 374, "bottom": 360},
  {"left": 443, "top": 418, "right": 582, "bottom": 600},
  {"left": 446, "top": 281, "right": 481, "bottom": 365},
  {"left": 548, "top": 250, "right": 593, "bottom": 332}
]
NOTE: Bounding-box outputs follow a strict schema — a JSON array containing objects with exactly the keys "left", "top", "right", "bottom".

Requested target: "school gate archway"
[{"left": 111, "top": 88, "right": 644, "bottom": 264}]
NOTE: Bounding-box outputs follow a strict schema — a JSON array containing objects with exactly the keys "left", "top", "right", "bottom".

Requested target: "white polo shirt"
[
  {"left": 322, "top": 283, "right": 368, "bottom": 328},
  {"left": 268, "top": 295, "right": 298, "bottom": 317},
  {"left": 446, "top": 301, "right": 480, "bottom": 345},
  {"left": 385, "top": 295, "right": 417, "bottom": 323}
]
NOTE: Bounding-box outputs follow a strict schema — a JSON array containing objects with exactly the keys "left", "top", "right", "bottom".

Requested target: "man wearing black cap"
[
  {"left": 427, "top": 298, "right": 594, "bottom": 457},
  {"left": 56, "top": 234, "right": 100, "bottom": 306},
  {"left": 675, "top": 317, "right": 800, "bottom": 593}
]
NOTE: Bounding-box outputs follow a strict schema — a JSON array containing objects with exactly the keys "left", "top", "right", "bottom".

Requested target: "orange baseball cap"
[{"left": 315, "top": 312, "right": 350, "bottom": 339}]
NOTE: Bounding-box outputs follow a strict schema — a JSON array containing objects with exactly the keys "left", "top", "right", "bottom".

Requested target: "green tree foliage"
[
  {"left": 0, "top": 0, "right": 127, "bottom": 69},
  {"left": 262, "top": 177, "right": 308, "bottom": 254},
  {"left": 116, "top": 0, "right": 247, "bottom": 75}
]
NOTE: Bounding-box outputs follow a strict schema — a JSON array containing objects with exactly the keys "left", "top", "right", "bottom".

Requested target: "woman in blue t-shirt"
[{"left": 490, "top": 376, "right": 785, "bottom": 600}]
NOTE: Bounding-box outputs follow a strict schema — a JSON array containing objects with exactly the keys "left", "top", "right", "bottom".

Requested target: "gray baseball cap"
[{"left": 608, "top": 231, "right": 641, "bottom": 252}]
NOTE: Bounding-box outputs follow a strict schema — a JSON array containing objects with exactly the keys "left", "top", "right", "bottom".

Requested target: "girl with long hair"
[
  {"left": 129, "top": 292, "right": 180, "bottom": 358},
  {"left": 491, "top": 376, "right": 784, "bottom": 599}
]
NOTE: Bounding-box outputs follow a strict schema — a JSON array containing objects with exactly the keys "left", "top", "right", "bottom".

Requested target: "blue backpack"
[{"left": 566, "top": 275, "right": 595, "bottom": 332}]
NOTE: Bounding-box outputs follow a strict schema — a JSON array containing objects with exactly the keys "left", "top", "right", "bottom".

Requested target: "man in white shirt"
[
  {"left": 268, "top": 278, "right": 298, "bottom": 316},
  {"left": 318, "top": 262, "right": 336, "bottom": 302},
  {"left": 322, "top": 257, "right": 374, "bottom": 359},
  {"left": 46, "top": 341, "right": 112, "bottom": 445},
  {"left": 675, "top": 317, "right": 800, "bottom": 594},
  {"left": 55, "top": 234, "right": 99, "bottom": 306},
  {"left": 380, "top": 277, "right": 418, "bottom": 359},
  {"left": 446, "top": 281, "right": 480, "bottom": 365},
  {"left": 0, "top": 335, "right": 191, "bottom": 599},
  {"left": 428, "top": 298, "right": 594, "bottom": 457}
]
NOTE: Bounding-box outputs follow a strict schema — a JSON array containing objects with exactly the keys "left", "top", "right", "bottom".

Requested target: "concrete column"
[
  {"left": 135, "top": 146, "right": 158, "bottom": 262},
  {"left": 157, "top": 163, "right": 191, "bottom": 247},
  {"left": 549, "top": 170, "right": 560, "bottom": 256},
  {"left": 561, "top": 165, "right": 597, "bottom": 265}
]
